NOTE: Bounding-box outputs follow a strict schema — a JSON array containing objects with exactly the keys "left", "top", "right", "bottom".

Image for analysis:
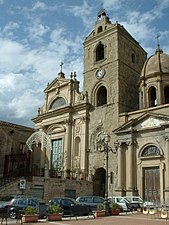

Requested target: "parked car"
[
  {"left": 0, "top": 195, "right": 16, "bottom": 208},
  {"left": 76, "top": 196, "right": 105, "bottom": 211},
  {"left": 49, "top": 197, "right": 91, "bottom": 216},
  {"left": 4, "top": 195, "right": 39, "bottom": 219},
  {"left": 123, "top": 196, "right": 143, "bottom": 211},
  {"left": 108, "top": 196, "right": 129, "bottom": 212}
]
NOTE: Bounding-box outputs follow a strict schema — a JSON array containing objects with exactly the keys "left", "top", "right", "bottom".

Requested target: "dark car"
[
  {"left": 49, "top": 197, "right": 91, "bottom": 216},
  {"left": 6, "top": 195, "right": 39, "bottom": 219},
  {"left": 76, "top": 196, "right": 105, "bottom": 211}
]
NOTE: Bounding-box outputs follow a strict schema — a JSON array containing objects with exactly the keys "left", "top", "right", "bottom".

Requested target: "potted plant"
[
  {"left": 110, "top": 202, "right": 120, "bottom": 215},
  {"left": 94, "top": 204, "right": 105, "bottom": 217},
  {"left": 47, "top": 204, "right": 63, "bottom": 221},
  {"left": 22, "top": 206, "right": 38, "bottom": 223}
]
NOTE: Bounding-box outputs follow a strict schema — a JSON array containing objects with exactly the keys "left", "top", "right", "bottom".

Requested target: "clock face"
[{"left": 96, "top": 69, "right": 105, "bottom": 79}]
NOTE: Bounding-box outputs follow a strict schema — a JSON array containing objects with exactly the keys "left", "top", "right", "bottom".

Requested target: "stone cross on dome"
[
  {"left": 60, "top": 62, "right": 64, "bottom": 72},
  {"left": 156, "top": 34, "right": 160, "bottom": 46},
  {"left": 155, "top": 34, "right": 163, "bottom": 54}
]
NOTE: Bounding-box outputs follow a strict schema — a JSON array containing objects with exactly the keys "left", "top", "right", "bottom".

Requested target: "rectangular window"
[{"left": 51, "top": 139, "right": 62, "bottom": 171}]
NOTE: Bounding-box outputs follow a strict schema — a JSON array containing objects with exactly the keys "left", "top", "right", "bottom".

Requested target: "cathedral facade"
[{"left": 29, "top": 9, "right": 169, "bottom": 204}]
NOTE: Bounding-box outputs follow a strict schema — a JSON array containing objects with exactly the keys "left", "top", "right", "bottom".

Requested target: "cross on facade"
[{"left": 60, "top": 62, "right": 64, "bottom": 72}]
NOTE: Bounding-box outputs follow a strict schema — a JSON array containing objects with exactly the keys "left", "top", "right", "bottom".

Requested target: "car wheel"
[{"left": 9, "top": 210, "right": 17, "bottom": 219}]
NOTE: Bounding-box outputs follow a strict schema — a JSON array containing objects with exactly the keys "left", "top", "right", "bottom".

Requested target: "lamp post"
[
  {"left": 96, "top": 131, "right": 117, "bottom": 216},
  {"left": 104, "top": 133, "right": 111, "bottom": 216}
]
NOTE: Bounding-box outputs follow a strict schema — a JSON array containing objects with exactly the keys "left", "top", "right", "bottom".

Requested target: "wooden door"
[{"left": 143, "top": 167, "right": 160, "bottom": 204}]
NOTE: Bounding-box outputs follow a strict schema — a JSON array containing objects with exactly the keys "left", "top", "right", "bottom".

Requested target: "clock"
[{"left": 96, "top": 69, "right": 105, "bottom": 79}]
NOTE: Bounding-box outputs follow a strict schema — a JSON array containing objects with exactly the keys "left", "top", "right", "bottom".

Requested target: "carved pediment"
[
  {"left": 136, "top": 117, "right": 169, "bottom": 129},
  {"left": 115, "top": 113, "right": 169, "bottom": 134},
  {"left": 45, "top": 78, "right": 70, "bottom": 92}
]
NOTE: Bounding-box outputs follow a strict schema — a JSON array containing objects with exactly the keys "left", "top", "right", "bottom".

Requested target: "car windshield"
[{"left": 116, "top": 197, "right": 126, "bottom": 203}]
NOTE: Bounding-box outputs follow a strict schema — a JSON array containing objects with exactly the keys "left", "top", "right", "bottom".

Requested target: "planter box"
[
  {"left": 94, "top": 210, "right": 106, "bottom": 217},
  {"left": 111, "top": 209, "right": 120, "bottom": 216},
  {"left": 47, "top": 213, "right": 62, "bottom": 221},
  {"left": 22, "top": 215, "right": 38, "bottom": 223}
]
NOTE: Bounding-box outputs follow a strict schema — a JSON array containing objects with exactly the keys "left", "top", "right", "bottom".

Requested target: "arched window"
[
  {"left": 97, "top": 86, "right": 107, "bottom": 106},
  {"left": 98, "top": 26, "right": 102, "bottom": 33},
  {"left": 50, "top": 97, "right": 66, "bottom": 110},
  {"left": 131, "top": 53, "right": 136, "bottom": 63},
  {"left": 148, "top": 86, "right": 157, "bottom": 107},
  {"left": 75, "top": 137, "right": 80, "bottom": 157},
  {"left": 96, "top": 43, "right": 104, "bottom": 61},
  {"left": 141, "top": 145, "right": 160, "bottom": 157},
  {"left": 164, "top": 86, "right": 169, "bottom": 104}
]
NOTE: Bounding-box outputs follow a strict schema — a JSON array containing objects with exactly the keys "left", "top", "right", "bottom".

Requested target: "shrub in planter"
[
  {"left": 22, "top": 206, "right": 38, "bottom": 223},
  {"left": 110, "top": 202, "right": 120, "bottom": 215},
  {"left": 47, "top": 205, "right": 63, "bottom": 221},
  {"left": 94, "top": 204, "right": 105, "bottom": 217},
  {"left": 97, "top": 204, "right": 104, "bottom": 211},
  {"left": 24, "top": 206, "right": 37, "bottom": 215}
]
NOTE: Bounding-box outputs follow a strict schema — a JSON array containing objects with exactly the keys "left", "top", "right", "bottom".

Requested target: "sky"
[{"left": 0, "top": 0, "right": 169, "bottom": 128}]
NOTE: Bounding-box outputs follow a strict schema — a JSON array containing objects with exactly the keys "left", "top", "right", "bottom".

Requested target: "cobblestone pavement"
[{"left": 5, "top": 212, "right": 169, "bottom": 225}]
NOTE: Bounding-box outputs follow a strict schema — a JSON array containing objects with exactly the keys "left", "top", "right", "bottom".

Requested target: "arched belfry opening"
[
  {"left": 148, "top": 86, "right": 157, "bottom": 107},
  {"left": 97, "top": 86, "right": 107, "bottom": 106},
  {"left": 98, "top": 26, "right": 103, "bottom": 33},
  {"left": 93, "top": 168, "right": 106, "bottom": 197},
  {"left": 96, "top": 43, "right": 104, "bottom": 61}
]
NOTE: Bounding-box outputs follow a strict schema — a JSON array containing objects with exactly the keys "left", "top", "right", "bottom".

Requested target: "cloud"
[
  {"left": 65, "top": 1, "right": 94, "bottom": 28},
  {"left": 8, "top": 90, "right": 42, "bottom": 118},
  {"left": 0, "top": 14, "right": 84, "bottom": 127},
  {"left": 32, "top": 1, "right": 46, "bottom": 11},
  {"left": 26, "top": 21, "right": 50, "bottom": 43},
  {"left": 102, "top": 0, "right": 125, "bottom": 10}
]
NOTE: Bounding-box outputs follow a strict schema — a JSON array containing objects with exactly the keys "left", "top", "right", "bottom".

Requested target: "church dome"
[{"left": 141, "top": 46, "right": 169, "bottom": 78}]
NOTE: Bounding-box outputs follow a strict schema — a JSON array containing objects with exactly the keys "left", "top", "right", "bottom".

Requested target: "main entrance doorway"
[
  {"left": 143, "top": 166, "right": 160, "bottom": 204},
  {"left": 93, "top": 168, "right": 105, "bottom": 197}
]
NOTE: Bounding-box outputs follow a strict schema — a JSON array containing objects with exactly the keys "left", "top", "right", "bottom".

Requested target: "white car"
[
  {"left": 108, "top": 196, "right": 129, "bottom": 212},
  {"left": 123, "top": 196, "right": 154, "bottom": 210}
]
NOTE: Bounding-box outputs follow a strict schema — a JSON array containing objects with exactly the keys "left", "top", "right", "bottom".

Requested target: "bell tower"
[
  {"left": 83, "top": 8, "right": 147, "bottom": 181},
  {"left": 84, "top": 8, "right": 147, "bottom": 116},
  {"left": 84, "top": 9, "right": 147, "bottom": 127}
]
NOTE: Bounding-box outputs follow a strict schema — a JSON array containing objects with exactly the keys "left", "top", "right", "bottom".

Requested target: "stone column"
[
  {"left": 127, "top": 141, "right": 133, "bottom": 190},
  {"left": 79, "top": 116, "right": 89, "bottom": 179},
  {"left": 142, "top": 82, "right": 147, "bottom": 108},
  {"left": 44, "top": 163, "right": 49, "bottom": 178},
  {"left": 157, "top": 79, "right": 162, "bottom": 105},
  {"left": 117, "top": 143, "right": 123, "bottom": 189},
  {"left": 64, "top": 119, "right": 72, "bottom": 171}
]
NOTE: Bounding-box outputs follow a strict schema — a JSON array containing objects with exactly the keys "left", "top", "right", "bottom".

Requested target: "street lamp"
[
  {"left": 103, "top": 133, "right": 111, "bottom": 216},
  {"left": 96, "top": 131, "right": 117, "bottom": 216}
]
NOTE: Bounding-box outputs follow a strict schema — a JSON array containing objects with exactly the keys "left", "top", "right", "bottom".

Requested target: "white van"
[
  {"left": 108, "top": 196, "right": 129, "bottom": 212},
  {"left": 123, "top": 196, "right": 143, "bottom": 211},
  {"left": 124, "top": 196, "right": 154, "bottom": 208}
]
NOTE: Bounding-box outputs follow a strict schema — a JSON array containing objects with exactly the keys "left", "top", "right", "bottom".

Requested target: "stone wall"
[{"left": 0, "top": 177, "right": 93, "bottom": 202}]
